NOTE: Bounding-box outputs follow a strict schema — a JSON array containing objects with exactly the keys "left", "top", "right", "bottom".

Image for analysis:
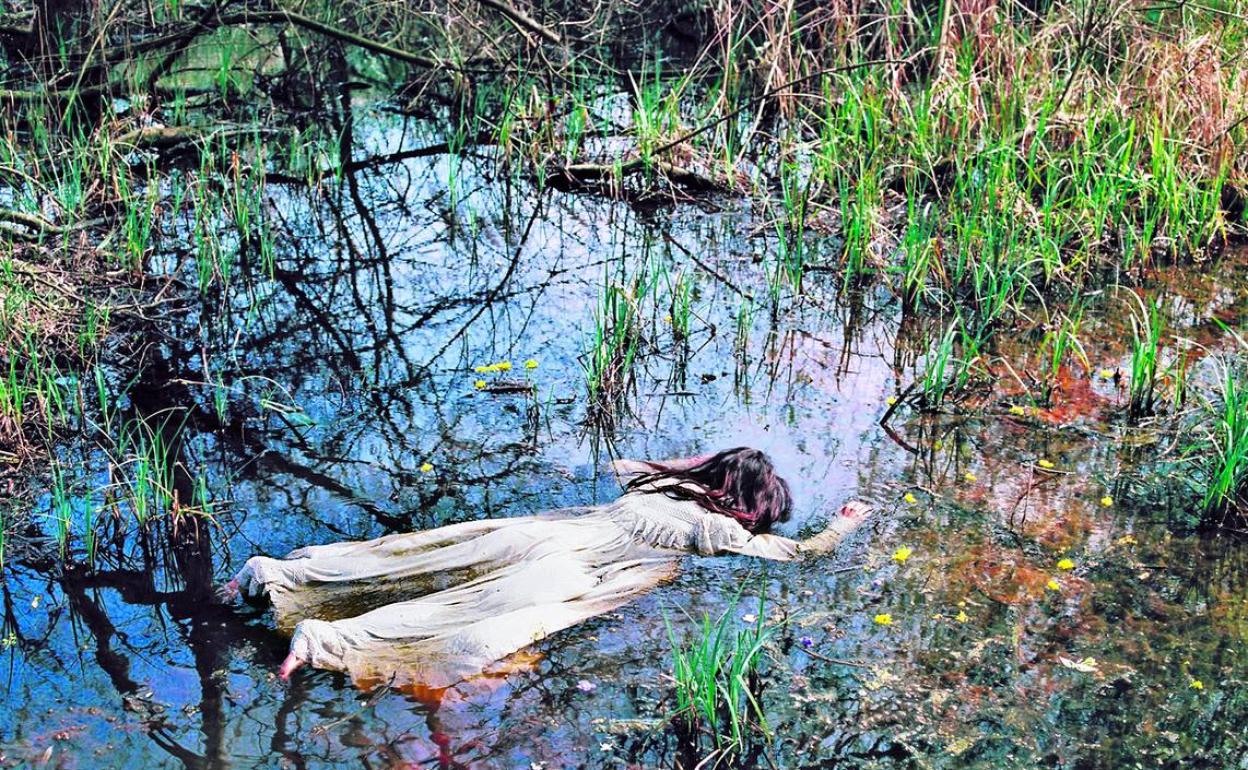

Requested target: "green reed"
[
  {"left": 667, "top": 590, "right": 773, "bottom": 756},
  {"left": 1127, "top": 294, "right": 1164, "bottom": 419},
  {"left": 1039, "top": 306, "right": 1087, "bottom": 406},
  {"left": 668, "top": 269, "right": 694, "bottom": 343},
  {"left": 50, "top": 463, "right": 73, "bottom": 558},
  {"left": 1194, "top": 356, "right": 1248, "bottom": 525},
  {"left": 584, "top": 261, "right": 652, "bottom": 427},
  {"left": 114, "top": 414, "right": 181, "bottom": 526}
]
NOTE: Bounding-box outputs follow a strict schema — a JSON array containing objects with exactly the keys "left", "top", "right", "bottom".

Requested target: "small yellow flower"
[
  {"left": 1057, "top": 558, "right": 1075, "bottom": 571},
  {"left": 662, "top": 315, "right": 672, "bottom": 325},
  {"left": 903, "top": 492, "right": 918, "bottom": 504},
  {"left": 1115, "top": 534, "right": 1137, "bottom": 547},
  {"left": 892, "top": 546, "right": 913, "bottom": 564},
  {"left": 1008, "top": 405, "right": 1026, "bottom": 416},
  {"left": 955, "top": 610, "right": 969, "bottom": 623},
  {"left": 1099, "top": 368, "right": 1115, "bottom": 378},
  {"left": 525, "top": 359, "right": 539, "bottom": 369},
  {"left": 873, "top": 613, "right": 893, "bottom": 626},
  {"left": 1046, "top": 578, "right": 1060, "bottom": 591},
  {"left": 963, "top": 471, "right": 977, "bottom": 483},
  {"left": 497, "top": 361, "right": 512, "bottom": 372},
  {"left": 474, "top": 379, "right": 487, "bottom": 390},
  {"left": 1190, "top": 679, "right": 1204, "bottom": 690},
  {"left": 1038, "top": 459, "right": 1055, "bottom": 469},
  {"left": 1100, "top": 495, "right": 1114, "bottom": 507},
  {"left": 886, "top": 396, "right": 898, "bottom": 406},
  {"left": 934, "top": 440, "right": 944, "bottom": 450},
  {"left": 474, "top": 364, "right": 490, "bottom": 373},
  {"left": 419, "top": 462, "right": 434, "bottom": 473}
]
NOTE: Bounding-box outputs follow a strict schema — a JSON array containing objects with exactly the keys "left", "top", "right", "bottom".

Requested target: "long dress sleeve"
[
  {"left": 697, "top": 501, "right": 873, "bottom": 561},
  {"left": 694, "top": 514, "right": 801, "bottom": 561}
]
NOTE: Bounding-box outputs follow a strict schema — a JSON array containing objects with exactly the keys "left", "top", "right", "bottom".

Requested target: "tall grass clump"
[
  {"left": 1195, "top": 359, "right": 1248, "bottom": 526},
  {"left": 583, "top": 265, "right": 652, "bottom": 432},
  {"left": 1127, "top": 294, "right": 1164, "bottom": 419},
  {"left": 667, "top": 591, "right": 774, "bottom": 760}
]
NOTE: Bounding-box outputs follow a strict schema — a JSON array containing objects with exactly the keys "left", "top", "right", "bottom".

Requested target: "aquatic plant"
[
  {"left": 1196, "top": 359, "right": 1248, "bottom": 525},
  {"left": 1127, "top": 293, "right": 1164, "bottom": 419},
  {"left": 583, "top": 264, "right": 651, "bottom": 431},
  {"left": 666, "top": 590, "right": 773, "bottom": 758}
]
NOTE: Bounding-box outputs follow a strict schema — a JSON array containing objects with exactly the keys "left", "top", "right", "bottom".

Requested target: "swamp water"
[{"left": 2, "top": 107, "right": 1247, "bottom": 769}]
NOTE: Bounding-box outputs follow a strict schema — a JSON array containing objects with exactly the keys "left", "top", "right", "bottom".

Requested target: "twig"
[
  {"left": 217, "top": 10, "right": 445, "bottom": 69},
  {"left": 474, "top": 0, "right": 561, "bottom": 44},
  {"left": 798, "top": 646, "right": 869, "bottom": 668},
  {"left": 310, "top": 678, "right": 394, "bottom": 735}
]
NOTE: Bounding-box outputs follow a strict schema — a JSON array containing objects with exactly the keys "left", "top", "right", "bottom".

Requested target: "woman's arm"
[
  {"left": 798, "top": 501, "right": 873, "bottom": 555},
  {"left": 611, "top": 455, "right": 711, "bottom": 478},
  {"left": 722, "top": 501, "right": 873, "bottom": 562}
]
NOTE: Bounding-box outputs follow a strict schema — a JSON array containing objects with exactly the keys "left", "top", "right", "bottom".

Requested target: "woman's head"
[{"left": 626, "top": 447, "right": 792, "bottom": 533}]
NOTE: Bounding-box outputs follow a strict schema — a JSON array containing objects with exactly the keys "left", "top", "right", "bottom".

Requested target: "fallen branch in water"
[
  {"left": 214, "top": 9, "right": 447, "bottom": 69},
  {"left": 474, "top": 0, "right": 562, "bottom": 44},
  {"left": 114, "top": 124, "right": 287, "bottom": 150},
  {"left": 550, "top": 159, "right": 724, "bottom": 194},
  {"left": 797, "top": 646, "right": 870, "bottom": 668}
]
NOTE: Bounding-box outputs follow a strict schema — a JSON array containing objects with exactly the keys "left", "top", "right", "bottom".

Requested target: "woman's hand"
[{"left": 799, "top": 501, "right": 874, "bottom": 555}]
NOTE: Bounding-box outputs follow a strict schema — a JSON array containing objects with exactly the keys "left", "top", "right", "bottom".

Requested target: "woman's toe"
[
  {"left": 218, "top": 579, "right": 240, "bottom": 602},
  {"left": 279, "top": 651, "right": 305, "bottom": 680}
]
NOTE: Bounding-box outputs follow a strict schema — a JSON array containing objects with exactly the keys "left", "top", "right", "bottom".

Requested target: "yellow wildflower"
[
  {"left": 903, "top": 492, "right": 918, "bottom": 504},
  {"left": 963, "top": 471, "right": 977, "bottom": 483},
  {"left": 892, "top": 546, "right": 913, "bottom": 564},
  {"left": 873, "top": 613, "right": 893, "bottom": 626},
  {"left": 1057, "top": 558, "right": 1075, "bottom": 571},
  {"left": 1038, "top": 459, "right": 1055, "bottom": 469},
  {"left": 1190, "top": 679, "right": 1204, "bottom": 690},
  {"left": 474, "top": 379, "right": 487, "bottom": 390},
  {"left": 934, "top": 440, "right": 944, "bottom": 450},
  {"left": 1100, "top": 495, "right": 1113, "bottom": 507},
  {"left": 419, "top": 462, "right": 434, "bottom": 473},
  {"left": 497, "top": 361, "right": 512, "bottom": 372},
  {"left": 1115, "top": 534, "right": 1137, "bottom": 547},
  {"left": 1046, "top": 578, "right": 1060, "bottom": 591},
  {"left": 955, "top": 610, "right": 969, "bottom": 623},
  {"left": 1008, "top": 405, "right": 1026, "bottom": 416},
  {"left": 473, "top": 364, "right": 491, "bottom": 373},
  {"left": 525, "top": 359, "right": 539, "bottom": 369},
  {"left": 1099, "top": 368, "right": 1115, "bottom": 378},
  {"left": 886, "top": 396, "right": 898, "bottom": 406}
]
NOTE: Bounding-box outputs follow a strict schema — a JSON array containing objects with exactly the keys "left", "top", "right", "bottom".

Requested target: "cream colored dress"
[{"left": 232, "top": 490, "right": 864, "bottom": 689}]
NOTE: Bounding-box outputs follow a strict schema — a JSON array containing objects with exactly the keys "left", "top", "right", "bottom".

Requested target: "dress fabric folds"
[{"left": 233, "top": 489, "right": 800, "bottom": 688}]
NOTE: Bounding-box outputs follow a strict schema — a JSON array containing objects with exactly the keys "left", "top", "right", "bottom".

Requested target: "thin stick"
[{"left": 798, "top": 646, "right": 870, "bottom": 668}]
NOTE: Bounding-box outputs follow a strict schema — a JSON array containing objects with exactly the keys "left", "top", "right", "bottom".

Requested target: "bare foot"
[
  {"left": 218, "top": 579, "right": 240, "bottom": 602},
  {"left": 279, "top": 651, "right": 305, "bottom": 680}
]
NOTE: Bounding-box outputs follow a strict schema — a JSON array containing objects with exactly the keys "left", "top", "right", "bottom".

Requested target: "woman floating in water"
[{"left": 227, "top": 447, "right": 873, "bottom": 689}]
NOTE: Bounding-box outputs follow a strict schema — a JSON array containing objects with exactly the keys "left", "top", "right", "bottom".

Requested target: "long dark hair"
[{"left": 625, "top": 447, "right": 792, "bottom": 534}]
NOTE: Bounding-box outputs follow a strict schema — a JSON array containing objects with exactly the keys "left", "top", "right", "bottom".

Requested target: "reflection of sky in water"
[{"left": 4, "top": 110, "right": 1247, "bottom": 768}]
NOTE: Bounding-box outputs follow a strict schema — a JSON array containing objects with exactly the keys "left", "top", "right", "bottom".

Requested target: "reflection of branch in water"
[
  {"left": 60, "top": 575, "right": 205, "bottom": 769},
  {"left": 422, "top": 190, "right": 546, "bottom": 369}
]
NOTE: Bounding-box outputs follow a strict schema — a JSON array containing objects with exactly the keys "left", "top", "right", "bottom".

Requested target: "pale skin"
[{"left": 228, "top": 456, "right": 873, "bottom": 679}]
